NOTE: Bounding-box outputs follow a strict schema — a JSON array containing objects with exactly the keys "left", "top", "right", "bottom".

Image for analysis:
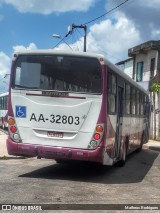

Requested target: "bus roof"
[
  {"left": 13, "top": 50, "right": 104, "bottom": 59},
  {"left": 12, "top": 50, "right": 148, "bottom": 95}
]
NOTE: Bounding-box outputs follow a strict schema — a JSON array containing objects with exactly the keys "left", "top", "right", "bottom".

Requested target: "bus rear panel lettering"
[{"left": 29, "top": 113, "right": 80, "bottom": 125}]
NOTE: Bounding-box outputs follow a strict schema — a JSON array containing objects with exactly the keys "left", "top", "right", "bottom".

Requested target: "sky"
[{"left": 0, "top": 0, "right": 160, "bottom": 93}]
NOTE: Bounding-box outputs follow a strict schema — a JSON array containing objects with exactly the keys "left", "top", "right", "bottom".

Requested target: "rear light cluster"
[
  {"left": 8, "top": 117, "right": 21, "bottom": 142},
  {"left": 88, "top": 124, "right": 104, "bottom": 150}
]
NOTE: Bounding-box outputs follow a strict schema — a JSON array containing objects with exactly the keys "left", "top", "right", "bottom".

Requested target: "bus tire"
[
  {"left": 56, "top": 159, "right": 70, "bottom": 164},
  {"left": 136, "top": 132, "right": 144, "bottom": 152}
]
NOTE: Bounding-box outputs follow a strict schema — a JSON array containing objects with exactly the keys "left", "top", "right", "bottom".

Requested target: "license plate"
[{"left": 47, "top": 131, "right": 64, "bottom": 138}]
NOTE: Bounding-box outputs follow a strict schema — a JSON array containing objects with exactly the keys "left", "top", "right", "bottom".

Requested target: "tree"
[
  {"left": 151, "top": 83, "right": 160, "bottom": 94},
  {"left": 151, "top": 83, "right": 160, "bottom": 140}
]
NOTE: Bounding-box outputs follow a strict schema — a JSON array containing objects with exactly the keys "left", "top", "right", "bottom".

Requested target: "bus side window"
[
  {"left": 2, "top": 97, "right": 4, "bottom": 110},
  {"left": 140, "top": 94, "right": 143, "bottom": 115},
  {"left": 108, "top": 72, "right": 116, "bottom": 113},
  {"left": 131, "top": 87, "right": 136, "bottom": 115},
  {"left": 136, "top": 91, "right": 140, "bottom": 115},
  {"left": 125, "top": 84, "right": 131, "bottom": 115},
  {"left": 144, "top": 95, "right": 147, "bottom": 115}
]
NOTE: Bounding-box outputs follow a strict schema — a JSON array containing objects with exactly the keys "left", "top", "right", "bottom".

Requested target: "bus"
[
  {"left": 0, "top": 92, "right": 8, "bottom": 129},
  {"left": 6, "top": 50, "right": 150, "bottom": 166}
]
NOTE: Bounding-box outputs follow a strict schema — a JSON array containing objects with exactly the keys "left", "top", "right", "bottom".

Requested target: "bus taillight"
[
  {"left": 88, "top": 124, "right": 104, "bottom": 150},
  {"left": 96, "top": 125, "right": 103, "bottom": 133},
  {"left": 10, "top": 126, "right": 17, "bottom": 133},
  {"left": 8, "top": 118, "right": 15, "bottom": 126},
  {"left": 94, "top": 133, "right": 101, "bottom": 140},
  {"left": 8, "top": 116, "right": 22, "bottom": 143}
]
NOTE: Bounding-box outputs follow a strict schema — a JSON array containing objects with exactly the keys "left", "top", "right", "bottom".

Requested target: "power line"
[
  {"left": 53, "top": 31, "right": 71, "bottom": 49},
  {"left": 113, "top": 0, "right": 134, "bottom": 13},
  {"left": 83, "top": 0, "right": 129, "bottom": 25},
  {"left": 76, "top": 28, "right": 83, "bottom": 37}
]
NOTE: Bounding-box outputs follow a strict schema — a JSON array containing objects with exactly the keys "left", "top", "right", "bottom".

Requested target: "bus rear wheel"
[{"left": 136, "top": 132, "right": 144, "bottom": 152}]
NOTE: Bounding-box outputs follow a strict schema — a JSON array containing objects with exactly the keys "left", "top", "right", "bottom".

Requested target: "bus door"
[{"left": 115, "top": 83, "right": 124, "bottom": 157}]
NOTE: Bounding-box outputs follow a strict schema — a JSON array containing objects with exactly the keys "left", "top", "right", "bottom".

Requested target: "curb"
[
  {"left": 0, "top": 128, "right": 8, "bottom": 135},
  {"left": 0, "top": 155, "right": 28, "bottom": 160},
  {"left": 143, "top": 145, "right": 160, "bottom": 152},
  {"left": 147, "top": 146, "right": 160, "bottom": 152}
]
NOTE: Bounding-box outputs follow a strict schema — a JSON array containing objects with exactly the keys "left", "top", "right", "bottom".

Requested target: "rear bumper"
[{"left": 6, "top": 138, "right": 103, "bottom": 164}]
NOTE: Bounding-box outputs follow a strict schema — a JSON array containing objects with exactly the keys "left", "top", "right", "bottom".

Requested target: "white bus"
[
  {"left": 0, "top": 92, "right": 8, "bottom": 129},
  {"left": 7, "top": 50, "right": 150, "bottom": 166}
]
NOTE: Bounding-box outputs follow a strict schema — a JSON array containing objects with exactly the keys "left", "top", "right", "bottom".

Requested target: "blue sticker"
[{"left": 15, "top": 106, "right": 27, "bottom": 118}]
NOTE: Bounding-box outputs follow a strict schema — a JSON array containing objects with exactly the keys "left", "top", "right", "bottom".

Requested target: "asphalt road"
[{"left": 0, "top": 148, "right": 160, "bottom": 212}]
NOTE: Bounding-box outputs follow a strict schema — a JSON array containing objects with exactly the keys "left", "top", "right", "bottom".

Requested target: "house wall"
[
  {"left": 117, "top": 64, "right": 125, "bottom": 72},
  {"left": 124, "top": 59, "right": 133, "bottom": 78},
  {"left": 134, "top": 50, "right": 158, "bottom": 91},
  {"left": 133, "top": 50, "right": 159, "bottom": 140},
  {"left": 116, "top": 59, "right": 133, "bottom": 78}
]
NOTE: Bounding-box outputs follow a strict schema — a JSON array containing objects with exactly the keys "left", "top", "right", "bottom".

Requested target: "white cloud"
[
  {"left": 139, "top": 0, "right": 160, "bottom": 8},
  {"left": 3, "top": 0, "right": 96, "bottom": 14},
  {"left": 0, "top": 52, "right": 11, "bottom": 93},
  {"left": 88, "top": 14, "right": 140, "bottom": 62},
  {"left": 0, "top": 43, "right": 38, "bottom": 93},
  {"left": 13, "top": 42, "right": 37, "bottom": 52},
  {"left": 55, "top": 36, "right": 85, "bottom": 52},
  {"left": 152, "top": 30, "right": 160, "bottom": 38},
  {"left": 106, "top": 0, "right": 160, "bottom": 11},
  {"left": 0, "top": 51, "right": 11, "bottom": 76},
  {"left": 106, "top": 0, "right": 160, "bottom": 42}
]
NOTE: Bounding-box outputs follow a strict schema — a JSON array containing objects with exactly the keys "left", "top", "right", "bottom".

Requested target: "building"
[
  {"left": 116, "top": 58, "right": 133, "bottom": 79},
  {"left": 116, "top": 40, "right": 160, "bottom": 140}
]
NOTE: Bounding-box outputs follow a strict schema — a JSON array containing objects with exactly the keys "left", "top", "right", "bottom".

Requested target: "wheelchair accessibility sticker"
[{"left": 15, "top": 106, "right": 27, "bottom": 118}]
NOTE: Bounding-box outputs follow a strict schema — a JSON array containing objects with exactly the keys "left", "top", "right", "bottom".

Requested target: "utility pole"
[{"left": 68, "top": 24, "right": 87, "bottom": 52}]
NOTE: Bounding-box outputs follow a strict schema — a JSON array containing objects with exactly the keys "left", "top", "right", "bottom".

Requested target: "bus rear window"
[{"left": 13, "top": 55, "right": 102, "bottom": 94}]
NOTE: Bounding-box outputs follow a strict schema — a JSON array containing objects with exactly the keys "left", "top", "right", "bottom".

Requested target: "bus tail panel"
[
  {"left": 6, "top": 137, "right": 104, "bottom": 164},
  {"left": 8, "top": 90, "right": 103, "bottom": 150}
]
